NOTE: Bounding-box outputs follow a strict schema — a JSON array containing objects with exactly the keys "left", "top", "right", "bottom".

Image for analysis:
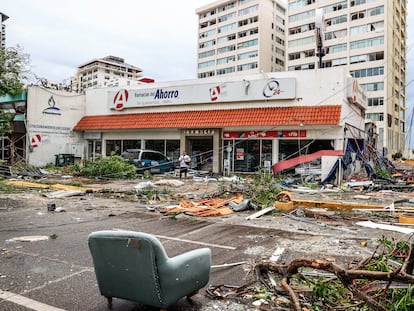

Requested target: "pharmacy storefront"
[{"left": 74, "top": 68, "right": 365, "bottom": 174}]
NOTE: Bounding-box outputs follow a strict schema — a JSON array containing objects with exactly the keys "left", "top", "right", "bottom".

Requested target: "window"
[
  {"left": 368, "top": 97, "right": 384, "bottom": 106},
  {"left": 325, "top": 29, "right": 347, "bottom": 40},
  {"left": 199, "top": 29, "right": 215, "bottom": 39},
  {"left": 350, "top": 66, "right": 384, "bottom": 78},
  {"left": 217, "top": 33, "right": 236, "bottom": 44},
  {"left": 361, "top": 82, "right": 384, "bottom": 92},
  {"left": 237, "top": 39, "right": 258, "bottom": 49},
  {"left": 237, "top": 62, "right": 258, "bottom": 71},
  {"left": 325, "top": 15, "right": 347, "bottom": 26},
  {"left": 288, "top": 36, "right": 315, "bottom": 48},
  {"left": 198, "top": 60, "right": 215, "bottom": 69},
  {"left": 350, "top": 51, "right": 384, "bottom": 63},
  {"left": 217, "top": 55, "right": 236, "bottom": 64},
  {"left": 199, "top": 50, "right": 215, "bottom": 59},
  {"left": 289, "top": 10, "right": 315, "bottom": 23},
  {"left": 198, "top": 71, "right": 215, "bottom": 78},
  {"left": 199, "top": 39, "right": 216, "bottom": 49},
  {"left": 217, "top": 67, "right": 235, "bottom": 75},
  {"left": 323, "top": 1, "right": 348, "bottom": 13},
  {"left": 217, "top": 45, "right": 236, "bottom": 54},
  {"left": 238, "top": 50, "right": 258, "bottom": 60},
  {"left": 238, "top": 16, "right": 258, "bottom": 27},
  {"left": 218, "top": 22, "right": 237, "bottom": 33},
  {"left": 326, "top": 43, "right": 347, "bottom": 54},
  {"left": 238, "top": 4, "right": 258, "bottom": 16},
  {"left": 218, "top": 12, "right": 236, "bottom": 23},
  {"left": 350, "top": 36, "right": 384, "bottom": 49}
]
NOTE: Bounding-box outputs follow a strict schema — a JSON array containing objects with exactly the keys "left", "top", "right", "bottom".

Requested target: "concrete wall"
[{"left": 26, "top": 86, "right": 85, "bottom": 166}]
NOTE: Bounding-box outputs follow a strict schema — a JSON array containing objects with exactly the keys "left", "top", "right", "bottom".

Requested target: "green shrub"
[{"left": 75, "top": 156, "right": 136, "bottom": 179}]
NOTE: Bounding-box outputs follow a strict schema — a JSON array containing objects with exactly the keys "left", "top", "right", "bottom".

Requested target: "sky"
[
  {"left": 1, "top": 0, "right": 214, "bottom": 83},
  {"left": 2, "top": 0, "right": 414, "bottom": 138}
]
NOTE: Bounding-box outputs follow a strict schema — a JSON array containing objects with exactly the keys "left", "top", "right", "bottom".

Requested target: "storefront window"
[
  {"left": 106, "top": 140, "right": 121, "bottom": 156},
  {"left": 261, "top": 140, "right": 272, "bottom": 170},
  {"left": 145, "top": 139, "right": 180, "bottom": 160},
  {"left": 234, "top": 139, "right": 260, "bottom": 172},
  {"left": 122, "top": 140, "right": 141, "bottom": 151},
  {"left": 145, "top": 140, "right": 164, "bottom": 153},
  {"left": 88, "top": 140, "right": 102, "bottom": 160},
  {"left": 166, "top": 140, "right": 180, "bottom": 160},
  {"left": 224, "top": 139, "right": 273, "bottom": 173}
]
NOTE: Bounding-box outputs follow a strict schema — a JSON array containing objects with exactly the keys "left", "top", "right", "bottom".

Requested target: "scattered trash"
[
  {"left": 47, "top": 203, "right": 56, "bottom": 211},
  {"left": 134, "top": 181, "right": 155, "bottom": 191},
  {"left": 245, "top": 206, "right": 276, "bottom": 220},
  {"left": 45, "top": 190, "right": 84, "bottom": 198},
  {"left": 6, "top": 236, "right": 50, "bottom": 242},
  {"left": 356, "top": 220, "right": 414, "bottom": 234}
]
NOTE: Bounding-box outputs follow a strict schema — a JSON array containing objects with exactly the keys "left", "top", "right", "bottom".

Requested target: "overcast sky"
[{"left": 2, "top": 0, "right": 414, "bottom": 119}]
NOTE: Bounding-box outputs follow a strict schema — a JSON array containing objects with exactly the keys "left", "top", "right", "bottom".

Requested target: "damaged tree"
[{"left": 207, "top": 237, "right": 414, "bottom": 310}]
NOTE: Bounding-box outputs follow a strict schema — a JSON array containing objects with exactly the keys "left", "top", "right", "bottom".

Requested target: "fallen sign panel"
[{"left": 356, "top": 220, "right": 414, "bottom": 234}]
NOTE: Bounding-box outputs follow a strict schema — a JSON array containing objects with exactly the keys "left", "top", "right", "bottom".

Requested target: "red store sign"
[{"left": 223, "top": 130, "right": 306, "bottom": 139}]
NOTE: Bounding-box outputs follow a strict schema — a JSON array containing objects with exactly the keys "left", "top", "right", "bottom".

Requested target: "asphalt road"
[{"left": 0, "top": 190, "right": 401, "bottom": 311}]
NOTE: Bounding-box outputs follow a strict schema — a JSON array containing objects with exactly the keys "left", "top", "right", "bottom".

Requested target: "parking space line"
[
  {"left": 155, "top": 234, "right": 237, "bottom": 250},
  {"left": 112, "top": 227, "right": 237, "bottom": 250},
  {"left": 0, "top": 289, "right": 66, "bottom": 311}
]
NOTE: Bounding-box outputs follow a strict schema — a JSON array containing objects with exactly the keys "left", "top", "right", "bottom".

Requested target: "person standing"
[{"left": 178, "top": 151, "right": 191, "bottom": 179}]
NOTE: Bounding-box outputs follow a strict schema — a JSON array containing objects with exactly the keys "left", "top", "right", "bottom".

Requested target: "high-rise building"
[
  {"left": 196, "top": 0, "right": 287, "bottom": 79},
  {"left": 0, "top": 12, "right": 9, "bottom": 50},
  {"left": 71, "top": 55, "right": 144, "bottom": 93},
  {"left": 286, "top": 0, "right": 407, "bottom": 157}
]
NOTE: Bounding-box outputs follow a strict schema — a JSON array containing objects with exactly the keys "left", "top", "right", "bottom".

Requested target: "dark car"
[{"left": 121, "top": 149, "right": 176, "bottom": 173}]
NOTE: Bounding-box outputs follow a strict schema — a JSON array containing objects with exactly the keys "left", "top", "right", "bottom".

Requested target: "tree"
[{"left": 0, "top": 46, "right": 30, "bottom": 97}]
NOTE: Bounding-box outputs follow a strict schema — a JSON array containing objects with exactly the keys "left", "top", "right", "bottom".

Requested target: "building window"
[
  {"left": 217, "top": 45, "right": 236, "bottom": 54},
  {"left": 361, "top": 82, "right": 384, "bottom": 92},
  {"left": 217, "top": 56, "right": 236, "bottom": 64},
  {"left": 350, "top": 36, "right": 384, "bottom": 49},
  {"left": 367, "top": 97, "right": 384, "bottom": 106},
  {"left": 238, "top": 50, "right": 258, "bottom": 61},
  {"left": 199, "top": 50, "right": 215, "bottom": 59},
  {"left": 198, "top": 60, "right": 215, "bottom": 69},
  {"left": 238, "top": 4, "right": 259, "bottom": 16},
  {"left": 237, "top": 62, "right": 258, "bottom": 71},
  {"left": 350, "top": 51, "right": 384, "bottom": 63},
  {"left": 218, "top": 22, "right": 237, "bottom": 33},
  {"left": 217, "top": 67, "right": 235, "bottom": 75},
  {"left": 350, "top": 66, "right": 384, "bottom": 78}
]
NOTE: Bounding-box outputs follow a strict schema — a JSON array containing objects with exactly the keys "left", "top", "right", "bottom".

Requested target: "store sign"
[
  {"left": 185, "top": 129, "right": 215, "bottom": 135},
  {"left": 346, "top": 77, "right": 367, "bottom": 109},
  {"left": 223, "top": 130, "right": 306, "bottom": 139},
  {"left": 109, "top": 77, "right": 296, "bottom": 110},
  {"left": 84, "top": 131, "right": 102, "bottom": 139}
]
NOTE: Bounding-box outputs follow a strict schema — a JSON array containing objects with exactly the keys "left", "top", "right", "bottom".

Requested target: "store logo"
[
  {"left": 31, "top": 134, "right": 42, "bottom": 148},
  {"left": 263, "top": 79, "right": 283, "bottom": 98},
  {"left": 210, "top": 86, "right": 221, "bottom": 101},
  {"left": 113, "top": 89, "right": 129, "bottom": 110},
  {"left": 42, "top": 96, "right": 61, "bottom": 115}
]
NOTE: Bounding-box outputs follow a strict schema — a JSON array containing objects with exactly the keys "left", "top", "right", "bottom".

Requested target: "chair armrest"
[{"left": 158, "top": 248, "right": 211, "bottom": 305}]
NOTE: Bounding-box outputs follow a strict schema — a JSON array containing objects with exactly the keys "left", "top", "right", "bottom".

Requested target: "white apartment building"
[
  {"left": 0, "top": 12, "right": 9, "bottom": 49},
  {"left": 286, "top": 0, "right": 407, "bottom": 157},
  {"left": 71, "top": 55, "right": 144, "bottom": 93},
  {"left": 196, "top": 0, "right": 287, "bottom": 78}
]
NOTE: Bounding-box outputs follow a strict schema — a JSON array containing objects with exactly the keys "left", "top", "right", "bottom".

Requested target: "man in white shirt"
[{"left": 178, "top": 151, "right": 191, "bottom": 179}]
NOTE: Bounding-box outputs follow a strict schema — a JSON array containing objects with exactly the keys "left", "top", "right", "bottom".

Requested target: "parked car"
[{"left": 121, "top": 149, "right": 176, "bottom": 173}]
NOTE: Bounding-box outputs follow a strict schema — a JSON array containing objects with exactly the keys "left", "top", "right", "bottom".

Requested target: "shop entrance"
[{"left": 187, "top": 137, "right": 213, "bottom": 171}]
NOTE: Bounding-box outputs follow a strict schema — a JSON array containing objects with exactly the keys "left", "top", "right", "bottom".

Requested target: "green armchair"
[{"left": 88, "top": 230, "right": 211, "bottom": 310}]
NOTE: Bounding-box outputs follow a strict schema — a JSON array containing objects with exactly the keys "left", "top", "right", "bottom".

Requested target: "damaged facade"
[{"left": 21, "top": 67, "right": 367, "bottom": 178}]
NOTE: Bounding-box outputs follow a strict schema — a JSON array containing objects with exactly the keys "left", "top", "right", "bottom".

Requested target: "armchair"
[{"left": 88, "top": 230, "right": 211, "bottom": 310}]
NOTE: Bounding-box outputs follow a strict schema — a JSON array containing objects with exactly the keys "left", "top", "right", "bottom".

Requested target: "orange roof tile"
[{"left": 73, "top": 105, "right": 341, "bottom": 131}]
